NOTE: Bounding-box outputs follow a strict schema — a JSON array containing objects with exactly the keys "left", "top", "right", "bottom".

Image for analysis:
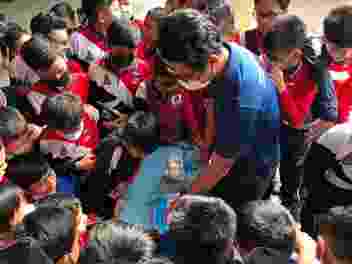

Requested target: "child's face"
[{"left": 325, "top": 40, "right": 352, "bottom": 64}]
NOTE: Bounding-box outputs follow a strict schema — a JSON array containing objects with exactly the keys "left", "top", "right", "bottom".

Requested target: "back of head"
[
  {"left": 30, "top": 13, "right": 66, "bottom": 36},
  {"left": 7, "top": 154, "right": 51, "bottom": 191},
  {"left": 158, "top": 9, "right": 222, "bottom": 72},
  {"left": 318, "top": 205, "right": 352, "bottom": 262},
  {"left": 0, "top": 106, "right": 25, "bottom": 138},
  {"left": 41, "top": 92, "right": 83, "bottom": 131},
  {"left": 23, "top": 206, "right": 74, "bottom": 261},
  {"left": 263, "top": 14, "right": 307, "bottom": 52},
  {"left": 0, "top": 183, "right": 20, "bottom": 227},
  {"left": 80, "top": 222, "right": 155, "bottom": 264},
  {"left": 49, "top": 1, "right": 76, "bottom": 22},
  {"left": 169, "top": 195, "right": 237, "bottom": 263},
  {"left": 107, "top": 17, "right": 139, "bottom": 49},
  {"left": 122, "top": 111, "right": 159, "bottom": 155},
  {"left": 237, "top": 200, "right": 295, "bottom": 252},
  {"left": 146, "top": 7, "right": 165, "bottom": 22},
  {"left": 324, "top": 5, "right": 352, "bottom": 48},
  {"left": 21, "top": 34, "right": 54, "bottom": 71}
]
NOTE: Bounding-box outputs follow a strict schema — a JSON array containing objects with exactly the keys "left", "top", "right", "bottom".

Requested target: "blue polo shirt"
[{"left": 210, "top": 43, "right": 280, "bottom": 178}]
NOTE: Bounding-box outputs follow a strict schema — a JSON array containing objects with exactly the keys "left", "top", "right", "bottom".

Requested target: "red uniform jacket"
[
  {"left": 40, "top": 111, "right": 99, "bottom": 161},
  {"left": 279, "top": 63, "right": 318, "bottom": 129},
  {"left": 98, "top": 57, "right": 151, "bottom": 95},
  {"left": 328, "top": 63, "right": 352, "bottom": 123},
  {"left": 146, "top": 81, "right": 200, "bottom": 144},
  {"left": 26, "top": 73, "right": 89, "bottom": 117}
]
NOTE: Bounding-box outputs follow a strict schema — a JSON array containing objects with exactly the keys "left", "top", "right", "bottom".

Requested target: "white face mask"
[{"left": 177, "top": 79, "right": 210, "bottom": 91}]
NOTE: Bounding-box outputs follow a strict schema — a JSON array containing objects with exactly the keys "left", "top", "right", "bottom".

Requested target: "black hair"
[
  {"left": 23, "top": 206, "right": 75, "bottom": 261},
  {"left": 107, "top": 18, "right": 139, "bottom": 49},
  {"left": 80, "top": 222, "right": 155, "bottom": 264},
  {"left": 30, "top": 13, "right": 67, "bottom": 36},
  {"left": 81, "top": 0, "right": 113, "bottom": 25},
  {"left": 146, "top": 7, "right": 164, "bottom": 22},
  {"left": 0, "top": 15, "right": 27, "bottom": 57},
  {"left": 122, "top": 111, "right": 159, "bottom": 155},
  {"left": 41, "top": 93, "right": 83, "bottom": 131},
  {"left": 0, "top": 183, "right": 20, "bottom": 228},
  {"left": 50, "top": 1, "right": 76, "bottom": 22},
  {"left": 254, "top": 0, "right": 291, "bottom": 11},
  {"left": 319, "top": 205, "right": 352, "bottom": 259},
  {"left": 263, "top": 14, "right": 307, "bottom": 53},
  {"left": 158, "top": 9, "right": 222, "bottom": 72},
  {"left": 324, "top": 5, "right": 352, "bottom": 48},
  {"left": 0, "top": 106, "right": 26, "bottom": 138},
  {"left": 169, "top": 195, "right": 237, "bottom": 264},
  {"left": 237, "top": 200, "right": 295, "bottom": 252},
  {"left": 21, "top": 34, "right": 56, "bottom": 71},
  {"left": 7, "top": 154, "right": 51, "bottom": 191}
]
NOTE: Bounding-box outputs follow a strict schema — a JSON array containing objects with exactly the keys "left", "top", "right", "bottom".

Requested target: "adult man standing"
[{"left": 157, "top": 9, "right": 280, "bottom": 210}]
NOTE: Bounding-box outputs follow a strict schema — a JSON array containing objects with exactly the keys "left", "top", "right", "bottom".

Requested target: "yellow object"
[{"left": 232, "top": 0, "right": 255, "bottom": 32}]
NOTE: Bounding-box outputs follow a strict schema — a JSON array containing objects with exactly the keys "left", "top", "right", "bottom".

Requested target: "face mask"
[
  {"left": 285, "top": 63, "right": 300, "bottom": 75},
  {"left": 45, "top": 71, "right": 70, "bottom": 90},
  {"left": 110, "top": 54, "right": 134, "bottom": 69},
  {"left": 65, "top": 49, "right": 74, "bottom": 60}
]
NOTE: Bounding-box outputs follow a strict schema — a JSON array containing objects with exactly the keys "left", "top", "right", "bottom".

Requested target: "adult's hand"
[{"left": 305, "top": 119, "right": 335, "bottom": 144}]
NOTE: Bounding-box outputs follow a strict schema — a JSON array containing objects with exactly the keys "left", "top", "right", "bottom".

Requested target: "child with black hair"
[
  {"left": 89, "top": 18, "right": 150, "bottom": 110},
  {"left": 17, "top": 35, "right": 90, "bottom": 125},
  {"left": 30, "top": 13, "right": 83, "bottom": 74},
  {"left": 39, "top": 93, "right": 99, "bottom": 196},
  {"left": 0, "top": 107, "right": 43, "bottom": 159},
  {"left": 48, "top": 1, "right": 80, "bottom": 36},
  {"left": 322, "top": 5, "right": 352, "bottom": 123},
  {"left": 263, "top": 15, "right": 337, "bottom": 220},
  {"left": 136, "top": 7, "right": 164, "bottom": 65}
]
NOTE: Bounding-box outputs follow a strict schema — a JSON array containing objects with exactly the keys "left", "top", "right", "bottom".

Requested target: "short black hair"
[
  {"left": 21, "top": 34, "right": 56, "bottom": 71},
  {"left": 7, "top": 154, "right": 51, "bottom": 191},
  {"left": 169, "top": 195, "right": 237, "bottom": 264},
  {"left": 30, "top": 13, "right": 67, "bottom": 36},
  {"left": 122, "top": 111, "right": 159, "bottom": 155},
  {"left": 146, "top": 7, "right": 165, "bottom": 22},
  {"left": 237, "top": 200, "right": 296, "bottom": 252},
  {"left": 24, "top": 206, "right": 75, "bottom": 261},
  {"left": 81, "top": 0, "right": 113, "bottom": 24},
  {"left": 324, "top": 5, "right": 352, "bottom": 48},
  {"left": 80, "top": 222, "right": 155, "bottom": 264},
  {"left": 254, "top": 0, "right": 291, "bottom": 11},
  {"left": 319, "top": 205, "right": 352, "bottom": 259},
  {"left": 158, "top": 9, "right": 222, "bottom": 72},
  {"left": 263, "top": 14, "right": 307, "bottom": 53},
  {"left": 107, "top": 18, "right": 139, "bottom": 49},
  {"left": 41, "top": 93, "right": 83, "bottom": 131},
  {"left": 50, "top": 1, "right": 76, "bottom": 22},
  {"left": 0, "top": 106, "right": 26, "bottom": 138},
  {"left": 0, "top": 183, "right": 21, "bottom": 227}
]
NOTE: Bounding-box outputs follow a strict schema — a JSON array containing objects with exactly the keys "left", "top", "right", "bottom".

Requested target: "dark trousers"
[
  {"left": 209, "top": 157, "right": 275, "bottom": 212},
  {"left": 279, "top": 124, "right": 310, "bottom": 220},
  {"left": 302, "top": 142, "right": 352, "bottom": 238}
]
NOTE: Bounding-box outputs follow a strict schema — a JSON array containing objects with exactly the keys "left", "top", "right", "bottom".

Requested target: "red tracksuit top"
[
  {"left": 278, "top": 62, "right": 318, "bottom": 129},
  {"left": 328, "top": 63, "right": 352, "bottom": 123}
]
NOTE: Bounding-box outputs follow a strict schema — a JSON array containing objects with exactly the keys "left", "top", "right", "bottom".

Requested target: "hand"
[
  {"left": 78, "top": 154, "right": 96, "bottom": 171},
  {"left": 270, "top": 64, "right": 286, "bottom": 93},
  {"left": 305, "top": 119, "right": 335, "bottom": 144},
  {"left": 293, "top": 225, "right": 317, "bottom": 264},
  {"left": 103, "top": 111, "right": 129, "bottom": 130}
]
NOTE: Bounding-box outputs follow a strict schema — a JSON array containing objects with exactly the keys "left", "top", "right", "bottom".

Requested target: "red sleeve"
[{"left": 279, "top": 88, "right": 315, "bottom": 128}]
